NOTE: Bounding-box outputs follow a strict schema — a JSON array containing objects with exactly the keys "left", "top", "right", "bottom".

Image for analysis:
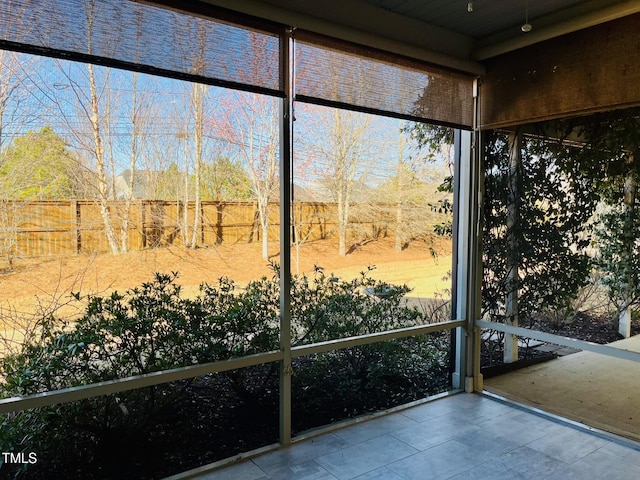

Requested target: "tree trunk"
[
  {"left": 620, "top": 152, "right": 636, "bottom": 337},
  {"left": 395, "top": 200, "right": 403, "bottom": 252},
  {"left": 88, "top": 62, "right": 119, "bottom": 254},
  {"left": 504, "top": 129, "right": 522, "bottom": 363},
  {"left": 189, "top": 83, "right": 205, "bottom": 249},
  {"left": 182, "top": 166, "right": 189, "bottom": 245},
  {"left": 120, "top": 72, "right": 139, "bottom": 253},
  {"left": 395, "top": 158, "right": 404, "bottom": 252},
  {"left": 258, "top": 196, "right": 269, "bottom": 260},
  {"left": 338, "top": 189, "right": 347, "bottom": 256}
]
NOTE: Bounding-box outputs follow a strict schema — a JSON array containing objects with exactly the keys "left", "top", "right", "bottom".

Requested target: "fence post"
[
  {"left": 138, "top": 200, "right": 144, "bottom": 249},
  {"left": 200, "top": 201, "right": 205, "bottom": 245},
  {"left": 215, "top": 203, "right": 223, "bottom": 244},
  {"left": 72, "top": 200, "right": 81, "bottom": 254}
]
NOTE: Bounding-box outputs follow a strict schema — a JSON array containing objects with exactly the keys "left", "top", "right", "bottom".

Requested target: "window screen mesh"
[
  {"left": 0, "top": 2, "right": 473, "bottom": 126},
  {"left": 0, "top": 0, "right": 282, "bottom": 94},
  {"left": 295, "top": 31, "right": 474, "bottom": 128}
]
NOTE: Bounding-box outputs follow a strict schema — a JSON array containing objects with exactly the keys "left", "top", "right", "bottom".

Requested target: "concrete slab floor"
[{"left": 173, "top": 393, "right": 640, "bottom": 480}]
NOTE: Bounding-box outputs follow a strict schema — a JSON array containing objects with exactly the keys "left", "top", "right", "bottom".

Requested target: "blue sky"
[{"left": 1, "top": 51, "right": 449, "bottom": 192}]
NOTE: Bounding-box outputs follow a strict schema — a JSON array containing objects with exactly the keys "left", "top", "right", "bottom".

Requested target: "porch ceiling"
[{"left": 201, "top": 0, "right": 640, "bottom": 74}]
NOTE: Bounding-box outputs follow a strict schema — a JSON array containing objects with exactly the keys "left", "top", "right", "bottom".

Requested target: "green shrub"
[
  {"left": 290, "top": 266, "right": 450, "bottom": 432},
  {"left": 292, "top": 334, "right": 450, "bottom": 431},
  {"left": 0, "top": 267, "right": 450, "bottom": 478},
  {"left": 290, "top": 265, "right": 421, "bottom": 344}
]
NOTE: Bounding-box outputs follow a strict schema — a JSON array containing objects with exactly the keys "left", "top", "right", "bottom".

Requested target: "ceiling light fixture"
[
  {"left": 467, "top": 1, "right": 473, "bottom": 13},
  {"left": 521, "top": 0, "right": 532, "bottom": 32}
]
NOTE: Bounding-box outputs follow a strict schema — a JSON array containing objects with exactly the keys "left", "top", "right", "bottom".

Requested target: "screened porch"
[{"left": 0, "top": 1, "right": 639, "bottom": 478}]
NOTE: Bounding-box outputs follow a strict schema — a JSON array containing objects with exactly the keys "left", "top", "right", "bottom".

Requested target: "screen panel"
[
  {"left": 295, "top": 30, "right": 474, "bottom": 128},
  {"left": 0, "top": 0, "right": 283, "bottom": 94}
]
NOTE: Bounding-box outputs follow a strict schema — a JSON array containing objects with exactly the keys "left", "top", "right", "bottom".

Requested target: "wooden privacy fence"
[
  {"left": 0, "top": 200, "right": 339, "bottom": 259},
  {"left": 0, "top": 200, "right": 445, "bottom": 260}
]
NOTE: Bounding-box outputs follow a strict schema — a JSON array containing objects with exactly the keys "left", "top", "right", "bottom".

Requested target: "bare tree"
[
  {"left": 165, "top": 81, "right": 209, "bottom": 249},
  {"left": 186, "top": 82, "right": 207, "bottom": 249},
  {"left": 312, "top": 107, "right": 372, "bottom": 256},
  {"left": 84, "top": 0, "right": 120, "bottom": 252},
  {"left": 392, "top": 128, "right": 453, "bottom": 251},
  {"left": 0, "top": 52, "right": 24, "bottom": 154},
  {"left": 217, "top": 91, "right": 279, "bottom": 260},
  {"left": 45, "top": 0, "right": 159, "bottom": 254},
  {"left": 87, "top": 63, "right": 120, "bottom": 253},
  {"left": 394, "top": 132, "right": 410, "bottom": 252},
  {"left": 0, "top": 48, "right": 46, "bottom": 268},
  {"left": 46, "top": 0, "right": 122, "bottom": 253},
  {"left": 117, "top": 71, "right": 141, "bottom": 251}
]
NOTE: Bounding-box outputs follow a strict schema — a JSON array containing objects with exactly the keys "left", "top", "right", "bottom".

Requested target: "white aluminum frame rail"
[
  {"left": 0, "top": 320, "right": 464, "bottom": 415},
  {"left": 476, "top": 319, "right": 640, "bottom": 364}
]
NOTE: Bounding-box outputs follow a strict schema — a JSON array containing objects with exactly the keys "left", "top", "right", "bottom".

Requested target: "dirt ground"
[{"left": 0, "top": 236, "right": 452, "bottom": 320}]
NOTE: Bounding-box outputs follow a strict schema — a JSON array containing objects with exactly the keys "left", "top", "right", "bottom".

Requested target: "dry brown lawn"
[{"left": 0, "top": 236, "right": 452, "bottom": 339}]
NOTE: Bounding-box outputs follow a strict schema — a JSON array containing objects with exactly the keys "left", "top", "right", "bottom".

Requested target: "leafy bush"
[
  {"left": 289, "top": 266, "right": 450, "bottom": 431},
  {"left": 482, "top": 131, "right": 599, "bottom": 323},
  {"left": 290, "top": 265, "right": 421, "bottom": 344},
  {"left": 0, "top": 267, "right": 450, "bottom": 478},
  {"left": 1, "top": 273, "right": 280, "bottom": 395},
  {"left": 292, "top": 334, "right": 450, "bottom": 431}
]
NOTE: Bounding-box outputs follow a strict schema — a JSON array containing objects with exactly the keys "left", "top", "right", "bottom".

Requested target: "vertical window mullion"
[{"left": 278, "top": 29, "right": 293, "bottom": 446}]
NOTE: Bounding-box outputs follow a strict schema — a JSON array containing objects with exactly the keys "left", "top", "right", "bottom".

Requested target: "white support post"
[
  {"left": 470, "top": 127, "right": 484, "bottom": 393},
  {"left": 620, "top": 153, "right": 636, "bottom": 338},
  {"left": 504, "top": 129, "right": 521, "bottom": 364},
  {"left": 620, "top": 302, "right": 632, "bottom": 338},
  {"left": 461, "top": 79, "right": 484, "bottom": 392},
  {"left": 453, "top": 80, "right": 484, "bottom": 392},
  {"left": 453, "top": 79, "right": 485, "bottom": 393},
  {"left": 452, "top": 128, "right": 473, "bottom": 390}
]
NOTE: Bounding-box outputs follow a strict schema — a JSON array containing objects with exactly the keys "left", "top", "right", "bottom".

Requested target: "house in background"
[{"left": 112, "top": 169, "right": 165, "bottom": 200}]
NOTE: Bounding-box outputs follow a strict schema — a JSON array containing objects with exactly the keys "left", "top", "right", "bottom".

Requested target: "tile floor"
[{"left": 189, "top": 393, "right": 640, "bottom": 480}]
